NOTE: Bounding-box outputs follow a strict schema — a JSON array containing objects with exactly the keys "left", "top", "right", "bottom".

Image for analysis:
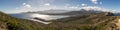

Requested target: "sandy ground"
[{"left": 115, "top": 19, "right": 120, "bottom": 29}]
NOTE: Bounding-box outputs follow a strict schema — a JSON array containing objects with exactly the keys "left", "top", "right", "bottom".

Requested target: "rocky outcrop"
[
  {"left": 105, "top": 12, "right": 114, "bottom": 16},
  {"left": 0, "top": 22, "right": 7, "bottom": 30}
]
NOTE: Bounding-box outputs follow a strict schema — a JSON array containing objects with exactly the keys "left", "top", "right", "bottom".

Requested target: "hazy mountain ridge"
[
  {"left": 9, "top": 9, "right": 111, "bottom": 20},
  {"left": 22, "top": 9, "right": 107, "bottom": 15}
]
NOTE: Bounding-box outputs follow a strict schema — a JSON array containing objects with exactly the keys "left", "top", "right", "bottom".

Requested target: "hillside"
[
  {"left": 0, "top": 11, "right": 119, "bottom": 30},
  {"left": 50, "top": 13, "right": 118, "bottom": 30},
  {"left": 0, "top": 11, "right": 47, "bottom": 30}
]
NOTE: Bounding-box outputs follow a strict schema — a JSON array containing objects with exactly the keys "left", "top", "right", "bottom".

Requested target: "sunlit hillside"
[{"left": 0, "top": 11, "right": 120, "bottom": 30}]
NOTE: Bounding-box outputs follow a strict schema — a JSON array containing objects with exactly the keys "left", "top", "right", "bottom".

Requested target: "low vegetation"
[{"left": 0, "top": 11, "right": 119, "bottom": 30}]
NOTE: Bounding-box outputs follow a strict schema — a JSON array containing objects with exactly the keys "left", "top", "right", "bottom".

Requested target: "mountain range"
[{"left": 10, "top": 9, "right": 112, "bottom": 20}]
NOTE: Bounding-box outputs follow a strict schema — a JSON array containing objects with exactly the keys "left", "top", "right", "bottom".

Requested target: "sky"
[{"left": 0, "top": 0, "right": 120, "bottom": 13}]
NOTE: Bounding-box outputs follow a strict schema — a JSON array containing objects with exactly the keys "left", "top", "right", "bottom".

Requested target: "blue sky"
[{"left": 0, "top": 0, "right": 120, "bottom": 13}]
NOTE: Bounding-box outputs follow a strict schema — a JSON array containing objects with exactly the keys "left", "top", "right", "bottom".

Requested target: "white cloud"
[
  {"left": 1, "top": 0, "right": 118, "bottom": 14},
  {"left": 27, "top": 0, "right": 55, "bottom": 6},
  {"left": 69, "top": 6, "right": 78, "bottom": 9},
  {"left": 90, "top": 0, "right": 98, "bottom": 4},
  {"left": 5, "top": 3, "right": 35, "bottom": 13},
  {"left": 81, "top": 4, "right": 87, "bottom": 6},
  {"left": 5, "top": 0, "right": 80, "bottom": 13},
  {"left": 25, "top": 5, "right": 31, "bottom": 8},
  {"left": 23, "top": 3, "right": 26, "bottom": 5},
  {"left": 44, "top": 3, "right": 50, "bottom": 6},
  {"left": 22, "top": 3, "right": 31, "bottom": 8},
  {"left": 81, "top": 6, "right": 113, "bottom": 12}
]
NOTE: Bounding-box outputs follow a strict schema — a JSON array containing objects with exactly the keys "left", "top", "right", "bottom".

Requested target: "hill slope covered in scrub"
[
  {"left": 0, "top": 11, "right": 47, "bottom": 30},
  {"left": 0, "top": 11, "right": 119, "bottom": 30}
]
